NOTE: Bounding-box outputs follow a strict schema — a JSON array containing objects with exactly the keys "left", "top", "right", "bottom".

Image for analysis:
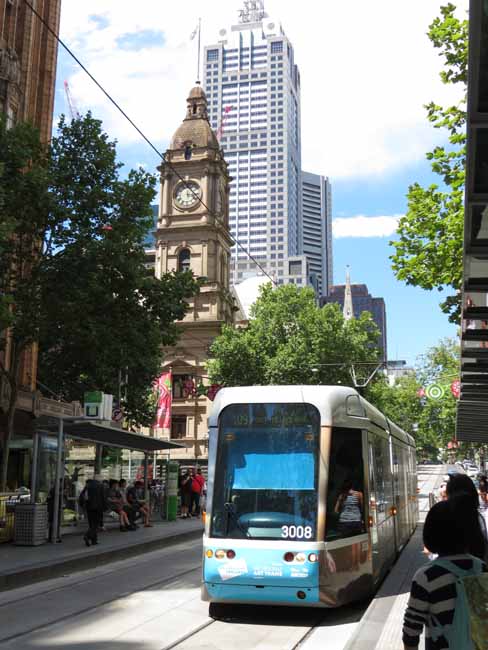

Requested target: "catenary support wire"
[{"left": 22, "top": 0, "right": 277, "bottom": 286}]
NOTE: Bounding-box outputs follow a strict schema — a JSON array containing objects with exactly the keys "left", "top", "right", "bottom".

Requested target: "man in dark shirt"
[{"left": 80, "top": 476, "right": 107, "bottom": 546}]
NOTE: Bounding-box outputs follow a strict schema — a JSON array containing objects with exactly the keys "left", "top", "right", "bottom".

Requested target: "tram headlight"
[
  {"left": 308, "top": 553, "right": 318, "bottom": 563},
  {"left": 295, "top": 553, "right": 306, "bottom": 563},
  {"left": 206, "top": 549, "right": 214, "bottom": 558},
  {"left": 215, "top": 549, "right": 226, "bottom": 559}
]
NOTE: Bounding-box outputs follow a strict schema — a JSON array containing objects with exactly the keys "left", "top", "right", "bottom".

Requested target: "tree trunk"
[{"left": 0, "top": 376, "right": 18, "bottom": 492}]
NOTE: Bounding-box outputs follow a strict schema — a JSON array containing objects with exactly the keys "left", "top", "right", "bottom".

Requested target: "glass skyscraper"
[{"left": 203, "top": 1, "right": 302, "bottom": 285}]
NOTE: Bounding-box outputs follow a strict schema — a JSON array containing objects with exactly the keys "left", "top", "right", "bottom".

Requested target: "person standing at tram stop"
[
  {"left": 334, "top": 479, "right": 364, "bottom": 570},
  {"left": 446, "top": 474, "right": 488, "bottom": 558},
  {"left": 191, "top": 467, "right": 205, "bottom": 516},
  {"left": 180, "top": 469, "right": 193, "bottom": 518},
  {"left": 403, "top": 495, "right": 488, "bottom": 650},
  {"left": 80, "top": 475, "right": 107, "bottom": 547}
]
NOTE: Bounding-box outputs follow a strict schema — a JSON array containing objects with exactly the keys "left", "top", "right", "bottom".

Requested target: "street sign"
[
  {"left": 425, "top": 384, "right": 445, "bottom": 400},
  {"left": 112, "top": 408, "right": 124, "bottom": 422}
]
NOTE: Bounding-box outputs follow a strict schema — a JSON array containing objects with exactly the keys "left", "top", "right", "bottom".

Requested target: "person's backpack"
[{"left": 430, "top": 557, "right": 487, "bottom": 650}]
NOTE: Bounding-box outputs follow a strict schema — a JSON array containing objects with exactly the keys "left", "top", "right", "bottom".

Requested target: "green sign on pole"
[
  {"left": 84, "top": 391, "right": 103, "bottom": 404},
  {"left": 166, "top": 462, "right": 179, "bottom": 521}
]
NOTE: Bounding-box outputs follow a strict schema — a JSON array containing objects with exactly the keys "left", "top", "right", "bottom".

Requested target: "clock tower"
[{"left": 155, "top": 84, "right": 234, "bottom": 461}]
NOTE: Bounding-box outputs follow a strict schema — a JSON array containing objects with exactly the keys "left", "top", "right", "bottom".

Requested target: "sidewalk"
[
  {"left": 0, "top": 515, "right": 203, "bottom": 591},
  {"left": 343, "top": 465, "right": 444, "bottom": 650}
]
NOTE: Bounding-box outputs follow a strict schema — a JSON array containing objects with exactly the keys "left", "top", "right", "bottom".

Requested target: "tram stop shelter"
[{"left": 33, "top": 415, "right": 184, "bottom": 543}]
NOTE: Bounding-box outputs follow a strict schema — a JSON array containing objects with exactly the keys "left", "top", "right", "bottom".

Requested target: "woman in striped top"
[{"left": 403, "top": 495, "right": 487, "bottom": 650}]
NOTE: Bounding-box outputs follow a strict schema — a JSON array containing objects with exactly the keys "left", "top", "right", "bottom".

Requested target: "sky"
[{"left": 54, "top": 0, "right": 469, "bottom": 366}]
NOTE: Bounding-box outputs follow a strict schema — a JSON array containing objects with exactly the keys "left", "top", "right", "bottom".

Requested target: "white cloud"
[
  {"left": 333, "top": 215, "right": 402, "bottom": 238},
  {"left": 58, "top": 0, "right": 469, "bottom": 179}
]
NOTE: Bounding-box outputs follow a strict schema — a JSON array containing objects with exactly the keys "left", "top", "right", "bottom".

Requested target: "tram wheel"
[{"left": 209, "top": 602, "right": 232, "bottom": 620}]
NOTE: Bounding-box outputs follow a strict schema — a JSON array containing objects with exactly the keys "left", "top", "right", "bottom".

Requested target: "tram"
[{"left": 201, "top": 385, "right": 417, "bottom": 614}]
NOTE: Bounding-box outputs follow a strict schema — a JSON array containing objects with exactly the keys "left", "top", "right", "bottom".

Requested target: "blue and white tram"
[{"left": 201, "top": 386, "right": 417, "bottom": 613}]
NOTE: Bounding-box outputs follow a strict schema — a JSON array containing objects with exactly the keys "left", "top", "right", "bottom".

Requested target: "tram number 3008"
[{"left": 281, "top": 525, "right": 313, "bottom": 539}]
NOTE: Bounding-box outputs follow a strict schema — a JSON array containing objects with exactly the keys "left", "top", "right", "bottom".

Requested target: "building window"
[
  {"left": 173, "top": 375, "right": 195, "bottom": 399},
  {"left": 207, "top": 49, "right": 219, "bottom": 61},
  {"left": 171, "top": 415, "right": 187, "bottom": 439},
  {"left": 178, "top": 248, "right": 191, "bottom": 272}
]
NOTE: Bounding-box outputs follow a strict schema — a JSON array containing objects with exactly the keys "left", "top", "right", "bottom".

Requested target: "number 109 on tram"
[{"left": 201, "top": 385, "right": 417, "bottom": 616}]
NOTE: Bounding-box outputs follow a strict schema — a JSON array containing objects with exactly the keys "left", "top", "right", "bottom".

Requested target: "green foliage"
[
  {"left": 390, "top": 3, "right": 468, "bottom": 322},
  {"left": 37, "top": 114, "right": 199, "bottom": 426},
  {"left": 208, "top": 283, "right": 381, "bottom": 387},
  {"left": 367, "top": 338, "right": 460, "bottom": 456},
  {"left": 0, "top": 113, "right": 198, "bottom": 488}
]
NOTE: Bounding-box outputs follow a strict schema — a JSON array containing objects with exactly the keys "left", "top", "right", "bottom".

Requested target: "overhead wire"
[{"left": 23, "top": 0, "right": 277, "bottom": 286}]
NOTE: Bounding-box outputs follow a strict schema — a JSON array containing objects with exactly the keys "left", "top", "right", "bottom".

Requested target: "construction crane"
[
  {"left": 64, "top": 80, "right": 80, "bottom": 120},
  {"left": 216, "top": 105, "right": 233, "bottom": 141}
]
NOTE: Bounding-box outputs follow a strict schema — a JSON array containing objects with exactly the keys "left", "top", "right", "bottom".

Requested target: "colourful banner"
[{"left": 154, "top": 372, "right": 172, "bottom": 428}]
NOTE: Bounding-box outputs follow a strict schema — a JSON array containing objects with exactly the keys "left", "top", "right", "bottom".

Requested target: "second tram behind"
[{"left": 202, "top": 385, "right": 417, "bottom": 613}]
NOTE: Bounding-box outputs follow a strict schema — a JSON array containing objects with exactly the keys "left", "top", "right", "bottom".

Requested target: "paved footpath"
[
  {"left": 0, "top": 466, "right": 445, "bottom": 650},
  {"left": 343, "top": 464, "right": 445, "bottom": 650},
  {"left": 0, "top": 516, "right": 203, "bottom": 590}
]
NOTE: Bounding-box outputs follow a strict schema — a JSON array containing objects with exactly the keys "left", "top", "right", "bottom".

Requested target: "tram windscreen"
[{"left": 211, "top": 403, "right": 320, "bottom": 541}]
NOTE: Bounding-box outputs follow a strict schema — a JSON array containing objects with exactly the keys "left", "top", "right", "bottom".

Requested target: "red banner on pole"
[
  {"left": 154, "top": 372, "right": 172, "bottom": 428},
  {"left": 450, "top": 380, "right": 461, "bottom": 399}
]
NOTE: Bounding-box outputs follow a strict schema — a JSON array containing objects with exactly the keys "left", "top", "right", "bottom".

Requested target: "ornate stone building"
[
  {"left": 0, "top": 0, "right": 66, "bottom": 491},
  {"left": 154, "top": 84, "right": 235, "bottom": 463},
  {"left": 0, "top": 0, "right": 61, "bottom": 142}
]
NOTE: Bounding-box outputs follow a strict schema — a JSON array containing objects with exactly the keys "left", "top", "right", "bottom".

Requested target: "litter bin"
[{"left": 14, "top": 503, "right": 48, "bottom": 546}]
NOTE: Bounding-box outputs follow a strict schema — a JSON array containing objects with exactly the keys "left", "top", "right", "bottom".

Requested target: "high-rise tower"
[
  {"left": 203, "top": 1, "right": 302, "bottom": 286},
  {"left": 301, "top": 171, "right": 333, "bottom": 296}
]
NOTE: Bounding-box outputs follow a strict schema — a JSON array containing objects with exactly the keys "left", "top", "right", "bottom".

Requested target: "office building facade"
[
  {"left": 321, "top": 283, "right": 388, "bottom": 361},
  {"left": 203, "top": 1, "right": 302, "bottom": 286},
  {"left": 301, "top": 171, "right": 333, "bottom": 296}
]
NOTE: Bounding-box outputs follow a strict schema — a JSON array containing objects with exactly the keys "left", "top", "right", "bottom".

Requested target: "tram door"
[{"left": 368, "top": 432, "right": 397, "bottom": 578}]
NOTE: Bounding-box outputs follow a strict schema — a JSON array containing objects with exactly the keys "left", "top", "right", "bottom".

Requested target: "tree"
[
  {"left": 0, "top": 117, "right": 52, "bottom": 491},
  {"left": 367, "top": 338, "right": 460, "bottom": 456},
  {"left": 0, "top": 114, "right": 199, "bottom": 490},
  {"left": 366, "top": 375, "right": 423, "bottom": 435},
  {"left": 208, "top": 283, "right": 381, "bottom": 387},
  {"left": 38, "top": 116, "right": 199, "bottom": 426},
  {"left": 390, "top": 3, "right": 468, "bottom": 322}
]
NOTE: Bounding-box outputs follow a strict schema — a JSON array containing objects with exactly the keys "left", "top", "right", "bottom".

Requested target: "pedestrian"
[
  {"left": 127, "top": 480, "right": 152, "bottom": 527},
  {"left": 119, "top": 478, "right": 137, "bottom": 527},
  {"left": 403, "top": 495, "right": 488, "bottom": 650},
  {"left": 107, "top": 479, "right": 133, "bottom": 531},
  {"left": 180, "top": 469, "right": 193, "bottom": 518},
  {"left": 191, "top": 467, "right": 205, "bottom": 516},
  {"left": 446, "top": 473, "right": 488, "bottom": 560},
  {"left": 479, "top": 475, "right": 488, "bottom": 526},
  {"left": 79, "top": 475, "right": 107, "bottom": 547}
]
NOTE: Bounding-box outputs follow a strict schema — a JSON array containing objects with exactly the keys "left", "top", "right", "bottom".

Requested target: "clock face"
[{"left": 174, "top": 180, "right": 201, "bottom": 209}]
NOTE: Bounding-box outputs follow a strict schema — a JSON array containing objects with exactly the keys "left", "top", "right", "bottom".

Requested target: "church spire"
[{"left": 343, "top": 266, "right": 354, "bottom": 321}]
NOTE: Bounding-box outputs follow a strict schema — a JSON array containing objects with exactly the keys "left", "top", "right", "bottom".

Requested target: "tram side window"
[
  {"left": 373, "top": 435, "right": 394, "bottom": 521},
  {"left": 325, "top": 427, "right": 366, "bottom": 541}
]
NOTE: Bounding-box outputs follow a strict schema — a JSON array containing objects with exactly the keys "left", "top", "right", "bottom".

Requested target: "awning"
[
  {"left": 35, "top": 416, "right": 183, "bottom": 452},
  {"left": 456, "top": 0, "right": 488, "bottom": 442}
]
